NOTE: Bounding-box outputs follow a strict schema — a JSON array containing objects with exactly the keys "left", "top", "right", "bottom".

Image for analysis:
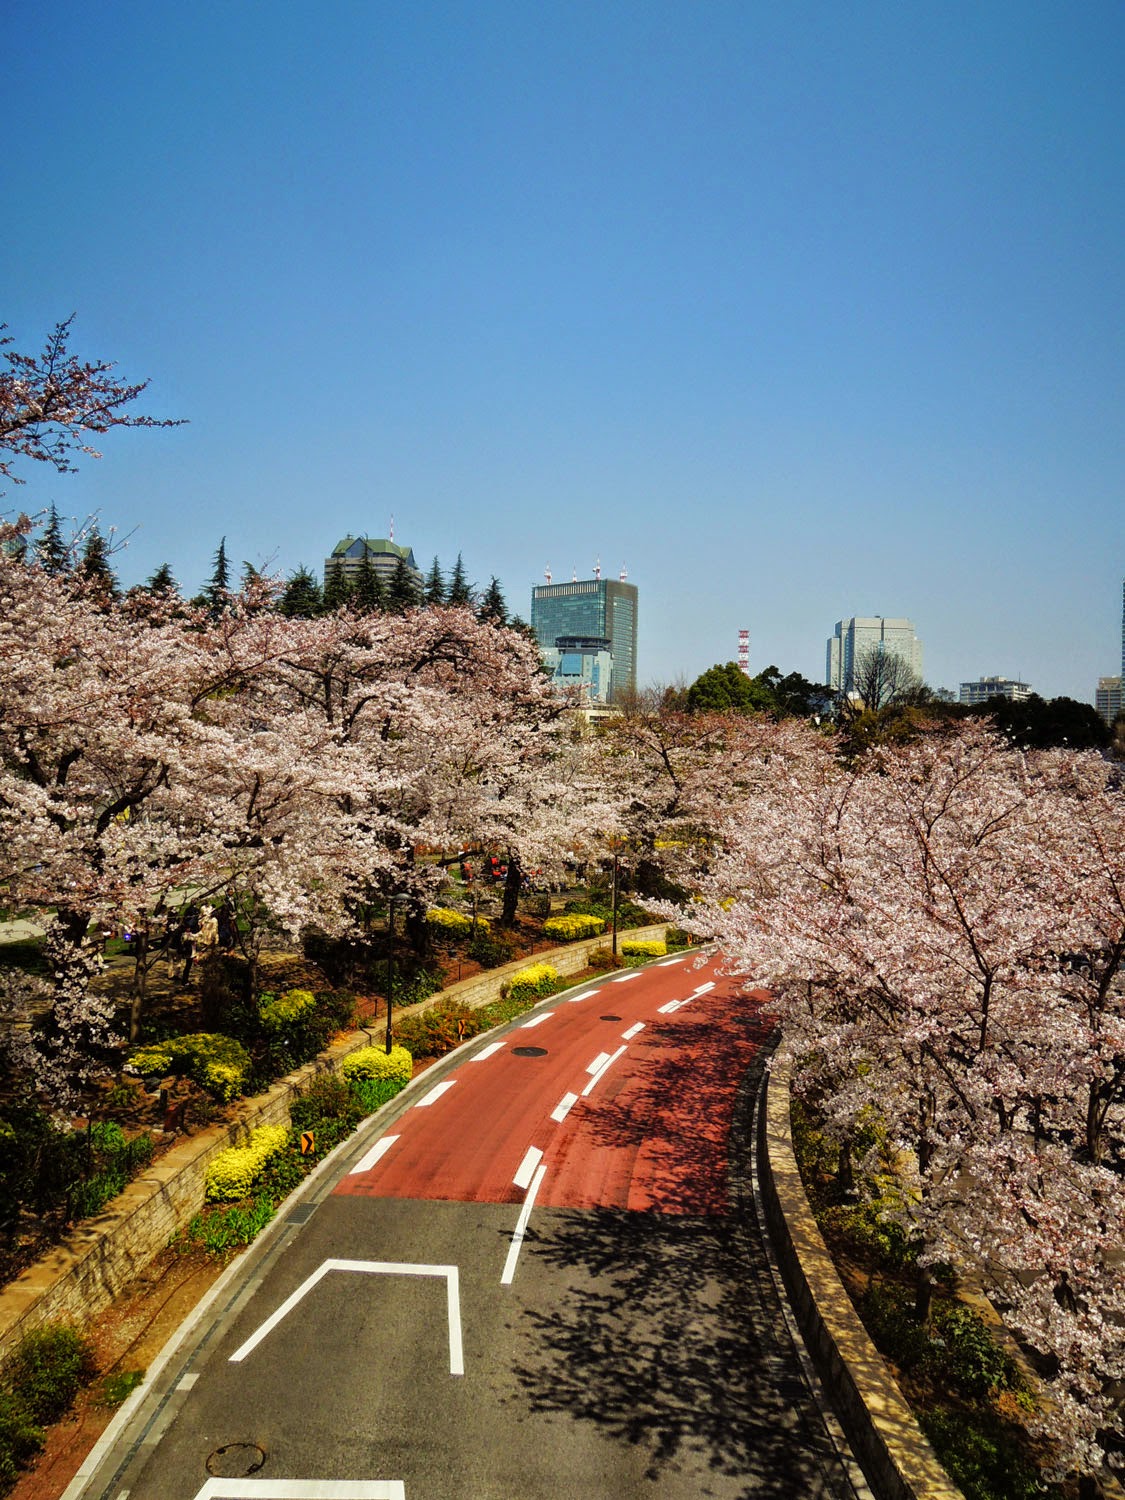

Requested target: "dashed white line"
[
  {"left": 349, "top": 1134, "right": 400, "bottom": 1175},
  {"left": 501, "top": 1163, "right": 547, "bottom": 1286},
  {"left": 582, "top": 1044, "right": 627, "bottom": 1096},
  {"left": 586, "top": 1051, "right": 611, "bottom": 1074},
  {"left": 520, "top": 1012, "right": 552, "bottom": 1028},
  {"left": 622, "top": 1022, "right": 645, "bottom": 1040},
  {"left": 610, "top": 971, "right": 641, "bottom": 982},
  {"left": 194, "top": 1481, "right": 406, "bottom": 1498},
  {"left": 657, "top": 999, "right": 680, "bottom": 1014},
  {"left": 416, "top": 1080, "right": 456, "bottom": 1108},
  {"left": 176, "top": 1372, "right": 198, "bottom": 1391},
  {"left": 551, "top": 1091, "right": 579, "bottom": 1122},
  {"left": 513, "top": 1145, "right": 544, "bottom": 1189},
  {"left": 567, "top": 986, "right": 599, "bottom": 1002},
  {"left": 657, "top": 956, "right": 686, "bottom": 965},
  {"left": 470, "top": 1041, "right": 504, "bottom": 1062},
  {"left": 693, "top": 981, "right": 716, "bottom": 996}
]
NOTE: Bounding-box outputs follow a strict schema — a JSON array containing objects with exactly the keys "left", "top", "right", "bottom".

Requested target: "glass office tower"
[{"left": 531, "top": 578, "right": 638, "bottom": 702}]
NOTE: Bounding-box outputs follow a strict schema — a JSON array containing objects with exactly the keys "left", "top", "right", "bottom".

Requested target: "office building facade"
[
  {"left": 324, "top": 536, "right": 423, "bottom": 594},
  {"left": 826, "top": 617, "right": 923, "bottom": 695},
  {"left": 531, "top": 578, "right": 638, "bottom": 703},
  {"left": 1096, "top": 677, "right": 1123, "bottom": 727},
  {"left": 959, "top": 676, "right": 1034, "bottom": 706}
]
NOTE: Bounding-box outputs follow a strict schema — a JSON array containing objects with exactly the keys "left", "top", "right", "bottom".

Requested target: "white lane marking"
[
  {"left": 567, "top": 986, "right": 599, "bottom": 1002},
  {"left": 230, "top": 1259, "right": 463, "bottom": 1375},
  {"left": 513, "top": 1145, "right": 544, "bottom": 1189},
  {"left": 551, "top": 1091, "right": 579, "bottom": 1122},
  {"left": 501, "top": 1162, "right": 547, "bottom": 1286},
  {"left": 693, "top": 980, "right": 716, "bottom": 996},
  {"left": 586, "top": 1051, "right": 611, "bottom": 1075},
  {"left": 194, "top": 1483, "right": 405, "bottom": 1498},
  {"left": 611, "top": 971, "right": 640, "bottom": 982},
  {"left": 177, "top": 1372, "right": 199, "bottom": 1391},
  {"left": 582, "top": 1044, "right": 627, "bottom": 1097},
  {"left": 622, "top": 1022, "right": 645, "bottom": 1040},
  {"left": 520, "top": 1012, "right": 552, "bottom": 1028},
  {"left": 416, "top": 1080, "right": 456, "bottom": 1108},
  {"left": 470, "top": 1041, "right": 504, "bottom": 1062},
  {"left": 349, "top": 1134, "right": 400, "bottom": 1176},
  {"left": 657, "top": 956, "right": 686, "bottom": 965},
  {"left": 195, "top": 1484, "right": 405, "bottom": 1498},
  {"left": 657, "top": 1000, "right": 679, "bottom": 1014}
]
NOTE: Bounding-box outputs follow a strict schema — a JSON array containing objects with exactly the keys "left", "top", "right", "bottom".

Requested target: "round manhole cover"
[
  {"left": 600, "top": 1015, "right": 622, "bottom": 1022},
  {"left": 207, "top": 1443, "right": 266, "bottom": 1478},
  {"left": 512, "top": 1045, "right": 547, "bottom": 1057}
]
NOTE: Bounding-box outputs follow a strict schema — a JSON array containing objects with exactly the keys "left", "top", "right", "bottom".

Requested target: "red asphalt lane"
[{"left": 335, "top": 953, "right": 774, "bottom": 1216}]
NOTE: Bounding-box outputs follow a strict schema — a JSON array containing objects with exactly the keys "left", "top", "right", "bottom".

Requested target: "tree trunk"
[{"left": 501, "top": 854, "right": 521, "bottom": 927}]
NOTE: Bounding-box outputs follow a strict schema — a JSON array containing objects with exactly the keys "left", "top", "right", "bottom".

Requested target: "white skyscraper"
[{"left": 826, "top": 616, "right": 924, "bottom": 696}]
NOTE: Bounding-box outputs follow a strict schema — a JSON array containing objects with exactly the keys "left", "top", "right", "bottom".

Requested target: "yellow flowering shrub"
[
  {"left": 205, "top": 1124, "right": 289, "bottom": 1202},
  {"left": 258, "top": 988, "right": 317, "bottom": 1032},
  {"left": 127, "top": 1033, "right": 251, "bottom": 1102},
  {"left": 506, "top": 962, "right": 561, "bottom": 1000},
  {"left": 544, "top": 914, "right": 605, "bottom": 940},
  {"left": 341, "top": 1045, "right": 413, "bottom": 1086},
  {"left": 621, "top": 940, "right": 667, "bottom": 962}
]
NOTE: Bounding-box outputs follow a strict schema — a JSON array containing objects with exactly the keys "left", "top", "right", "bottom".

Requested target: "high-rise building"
[
  {"left": 826, "top": 617, "right": 923, "bottom": 696},
  {"left": 1096, "top": 677, "right": 1123, "bottom": 727},
  {"left": 959, "top": 676, "right": 1034, "bottom": 706},
  {"left": 324, "top": 536, "right": 423, "bottom": 593},
  {"left": 531, "top": 576, "right": 638, "bottom": 703}
]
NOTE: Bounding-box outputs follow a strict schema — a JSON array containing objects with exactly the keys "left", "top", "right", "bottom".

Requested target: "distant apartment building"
[
  {"left": 531, "top": 575, "right": 638, "bottom": 704},
  {"left": 959, "top": 676, "right": 1034, "bottom": 707},
  {"left": 826, "top": 616, "right": 923, "bottom": 695},
  {"left": 324, "top": 536, "right": 423, "bottom": 593},
  {"left": 1096, "top": 676, "right": 1123, "bottom": 727}
]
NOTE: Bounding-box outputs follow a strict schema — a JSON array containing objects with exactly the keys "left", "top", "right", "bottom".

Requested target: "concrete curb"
[
  {"left": 0, "top": 923, "right": 671, "bottom": 1363},
  {"left": 758, "top": 1055, "right": 963, "bottom": 1500}
]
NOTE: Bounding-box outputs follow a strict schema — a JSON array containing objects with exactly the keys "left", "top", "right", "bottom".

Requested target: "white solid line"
[
  {"left": 622, "top": 1022, "right": 645, "bottom": 1040},
  {"left": 470, "top": 1040, "right": 504, "bottom": 1061},
  {"left": 194, "top": 1483, "right": 405, "bottom": 1499},
  {"left": 501, "top": 1162, "right": 547, "bottom": 1286},
  {"left": 520, "top": 1012, "right": 553, "bottom": 1028},
  {"left": 349, "top": 1134, "right": 400, "bottom": 1175},
  {"left": 581, "top": 1044, "right": 627, "bottom": 1097},
  {"left": 229, "top": 1259, "right": 463, "bottom": 1375},
  {"left": 657, "top": 1000, "right": 679, "bottom": 1014},
  {"left": 586, "top": 1051, "right": 611, "bottom": 1075},
  {"left": 611, "top": 971, "right": 641, "bottom": 982},
  {"left": 692, "top": 980, "right": 716, "bottom": 996},
  {"left": 551, "top": 1091, "right": 578, "bottom": 1122},
  {"left": 513, "top": 1145, "right": 544, "bottom": 1189},
  {"left": 416, "top": 1079, "right": 456, "bottom": 1107}
]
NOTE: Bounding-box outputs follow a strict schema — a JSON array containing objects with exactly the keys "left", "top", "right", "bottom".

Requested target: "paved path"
[{"left": 73, "top": 956, "right": 862, "bottom": 1500}]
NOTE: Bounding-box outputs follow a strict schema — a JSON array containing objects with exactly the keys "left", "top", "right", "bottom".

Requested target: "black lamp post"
[{"left": 384, "top": 895, "right": 395, "bottom": 1054}]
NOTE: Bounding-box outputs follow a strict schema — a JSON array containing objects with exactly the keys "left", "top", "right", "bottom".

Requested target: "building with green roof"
[{"left": 323, "top": 536, "right": 423, "bottom": 595}]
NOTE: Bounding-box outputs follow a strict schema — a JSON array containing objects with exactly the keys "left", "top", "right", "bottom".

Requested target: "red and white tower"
[{"left": 738, "top": 629, "right": 750, "bottom": 675}]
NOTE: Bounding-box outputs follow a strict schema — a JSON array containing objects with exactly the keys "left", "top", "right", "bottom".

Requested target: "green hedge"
[
  {"left": 127, "top": 1032, "right": 252, "bottom": 1102},
  {"left": 0, "top": 1324, "right": 96, "bottom": 1489}
]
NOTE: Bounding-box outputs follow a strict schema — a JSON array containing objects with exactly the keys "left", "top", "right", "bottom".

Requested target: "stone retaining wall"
[
  {"left": 758, "top": 1056, "right": 963, "bottom": 1500},
  {"left": 0, "top": 924, "right": 671, "bottom": 1363}
]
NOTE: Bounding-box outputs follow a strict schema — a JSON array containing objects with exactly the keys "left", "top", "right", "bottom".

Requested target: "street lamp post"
[{"left": 384, "top": 895, "right": 396, "bottom": 1055}]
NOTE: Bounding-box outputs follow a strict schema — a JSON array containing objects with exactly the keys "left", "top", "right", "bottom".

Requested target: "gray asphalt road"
[{"left": 72, "top": 967, "right": 863, "bottom": 1500}]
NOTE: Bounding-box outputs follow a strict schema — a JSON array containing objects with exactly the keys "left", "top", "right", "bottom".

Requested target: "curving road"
[{"left": 74, "top": 953, "right": 864, "bottom": 1500}]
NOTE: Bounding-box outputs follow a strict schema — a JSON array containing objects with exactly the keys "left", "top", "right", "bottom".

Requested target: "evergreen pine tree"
[
  {"left": 387, "top": 555, "right": 420, "bottom": 614},
  {"left": 145, "top": 562, "right": 178, "bottom": 595},
  {"left": 352, "top": 554, "right": 386, "bottom": 614},
  {"left": 424, "top": 555, "right": 445, "bottom": 606},
  {"left": 477, "top": 576, "right": 507, "bottom": 626},
  {"left": 447, "top": 552, "right": 473, "bottom": 607},
  {"left": 35, "top": 504, "right": 70, "bottom": 576},
  {"left": 280, "top": 565, "right": 323, "bottom": 618},
  {"left": 203, "top": 537, "right": 231, "bottom": 614},
  {"left": 79, "top": 523, "right": 119, "bottom": 598},
  {"left": 323, "top": 565, "right": 353, "bottom": 612}
]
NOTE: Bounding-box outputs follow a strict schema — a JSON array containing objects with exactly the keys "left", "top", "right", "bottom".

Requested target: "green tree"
[
  {"left": 387, "top": 555, "right": 419, "bottom": 613},
  {"left": 78, "top": 522, "right": 118, "bottom": 598},
  {"left": 35, "top": 503, "right": 69, "bottom": 576},
  {"left": 477, "top": 576, "right": 507, "bottom": 626},
  {"left": 144, "top": 561, "right": 178, "bottom": 595},
  {"left": 447, "top": 553, "right": 473, "bottom": 607},
  {"left": 752, "top": 665, "right": 833, "bottom": 719},
  {"left": 322, "top": 565, "right": 353, "bottom": 612},
  {"left": 686, "top": 662, "right": 773, "bottom": 714},
  {"left": 201, "top": 537, "right": 231, "bottom": 614},
  {"left": 967, "top": 693, "right": 1110, "bottom": 751},
  {"left": 352, "top": 554, "right": 386, "bottom": 614},
  {"left": 279, "top": 565, "right": 323, "bottom": 618},
  {"left": 423, "top": 555, "right": 445, "bottom": 606}
]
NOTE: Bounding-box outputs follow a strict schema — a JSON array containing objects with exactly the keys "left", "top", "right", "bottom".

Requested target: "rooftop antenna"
[
  {"left": 619, "top": 563, "right": 628, "bottom": 582},
  {"left": 389, "top": 514, "right": 395, "bottom": 543},
  {"left": 572, "top": 566, "right": 578, "bottom": 582},
  {"left": 544, "top": 563, "right": 552, "bottom": 585},
  {"left": 593, "top": 557, "right": 602, "bottom": 581},
  {"left": 738, "top": 629, "right": 750, "bottom": 676}
]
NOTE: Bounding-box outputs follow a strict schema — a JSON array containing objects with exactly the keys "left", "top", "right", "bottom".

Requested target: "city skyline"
[{"left": 5, "top": 5, "right": 1123, "bottom": 700}]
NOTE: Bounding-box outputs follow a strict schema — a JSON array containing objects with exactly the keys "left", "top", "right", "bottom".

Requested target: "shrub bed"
[
  {"left": 621, "top": 939, "right": 667, "bottom": 962},
  {"left": 505, "top": 962, "right": 562, "bottom": 1003},
  {"left": 0, "top": 1323, "right": 96, "bottom": 1491},
  {"left": 543, "top": 913, "right": 604, "bottom": 941},
  {"left": 205, "top": 1124, "right": 290, "bottom": 1202},
  {"left": 341, "top": 1044, "right": 413, "bottom": 1088},
  {"left": 127, "top": 1032, "right": 252, "bottom": 1102},
  {"left": 394, "top": 999, "right": 483, "bottom": 1060}
]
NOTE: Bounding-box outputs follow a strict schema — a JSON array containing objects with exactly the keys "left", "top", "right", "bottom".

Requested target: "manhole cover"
[
  {"left": 600, "top": 1015, "right": 622, "bottom": 1022},
  {"left": 512, "top": 1046, "right": 547, "bottom": 1057},
  {"left": 207, "top": 1443, "right": 266, "bottom": 1478}
]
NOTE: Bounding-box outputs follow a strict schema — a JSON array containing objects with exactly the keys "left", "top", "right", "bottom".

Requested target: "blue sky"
[{"left": 5, "top": 2, "right": 1123, "bottom": 699}]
